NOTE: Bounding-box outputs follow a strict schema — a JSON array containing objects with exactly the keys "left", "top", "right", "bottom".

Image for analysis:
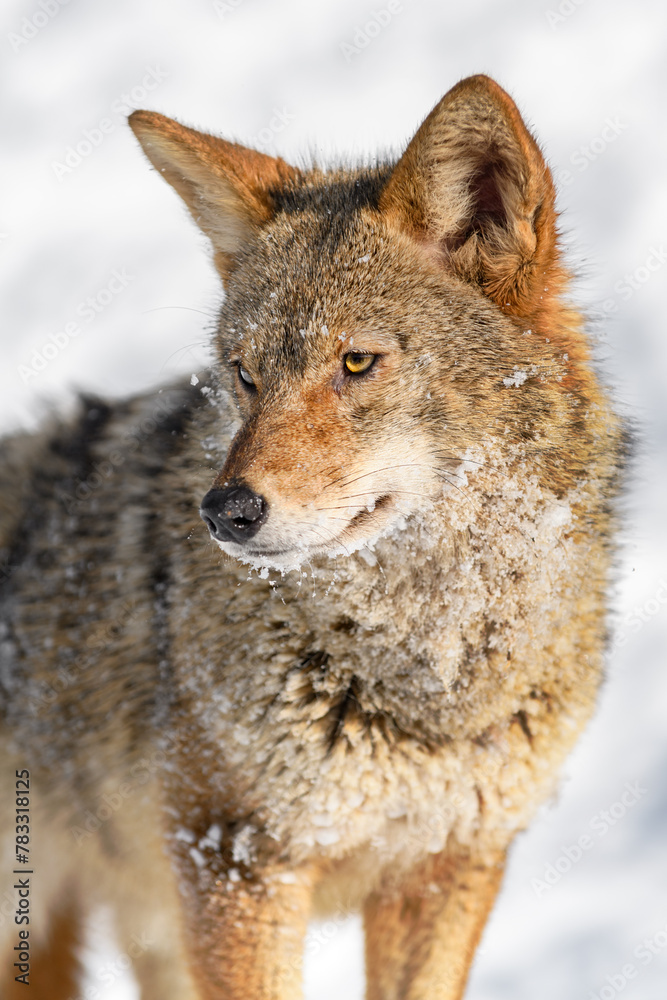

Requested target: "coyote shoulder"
[{"left": 0, "top": 75, "right": 624, "bottom": 999}]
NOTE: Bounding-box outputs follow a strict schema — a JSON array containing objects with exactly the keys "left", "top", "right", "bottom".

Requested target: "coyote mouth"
[
  {"left": 214, "top": 494, "right": 396, "bottom": 568},
  {"left": 344, "top": 493, "right": 393, "bottom": 532}
]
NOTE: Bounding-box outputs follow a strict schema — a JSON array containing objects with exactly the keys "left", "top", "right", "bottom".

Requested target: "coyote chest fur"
[{"left": 1, "top": 76, "right": 624, "bottom": 1000}]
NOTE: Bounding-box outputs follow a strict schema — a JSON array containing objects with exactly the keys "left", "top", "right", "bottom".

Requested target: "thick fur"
[{"left": 0, "top": 75, "right": 624, "bottom": 999}]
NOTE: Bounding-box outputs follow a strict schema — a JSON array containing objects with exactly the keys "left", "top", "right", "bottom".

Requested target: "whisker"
[
  {"left": 314, "top": 505, "right": 366, "bottom": 512},
  {"left": 325, "top": 457, "right": 503, "bottom": 494},
  {"left": 314, "top": 490, "right": 433, "bottom": 512},
  {"left": 297, "top": 518, "right": 342, "bottom": 540},
  {"left": 300, "top": 519, "right": 360, "bottom": 556},
  {"left": 433, "top": 471, "right": 475, "bottom": 505},
  {"left": 142, "top": 305, "right": 217, "bottom": 319},
  {"left": 437, "top": 456, "right": 509, "bottom": 480},
  {"left": 331, "top": 489, "right": 433, "bottom": 502},
  {"left": 300, "top": 522, "right": 352, "bottom": 558},
  {"left": 159, "top": 341, "right": 212, "bottom": 372},
  {"left": 304, "top": 512, "right": 351, "bottom": 521},
  {"left": 325, "top": 464, "right": 420, "bottom": 491}
]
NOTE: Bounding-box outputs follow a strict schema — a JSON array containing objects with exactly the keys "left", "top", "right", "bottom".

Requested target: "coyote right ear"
[
  {"left": 129, "top": 111, "right": 299, "bottom": 283},
  {"left": 380, "top": 75, "right": 563, "bottom": 326}
]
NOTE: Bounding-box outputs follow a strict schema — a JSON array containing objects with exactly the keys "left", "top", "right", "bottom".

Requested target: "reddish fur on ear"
[
  {"left": 380, "top": 75, "right": 565, "bottom": 328},
  {"left": 129, "top": 110, "right": 299, "bottom": 282}
]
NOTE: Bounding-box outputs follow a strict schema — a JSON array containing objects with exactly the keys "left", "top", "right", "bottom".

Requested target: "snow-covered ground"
[{"left": 2, "top": 0, "right": 666, "bottom": 996}]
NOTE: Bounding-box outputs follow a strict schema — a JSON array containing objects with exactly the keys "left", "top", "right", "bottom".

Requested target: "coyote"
[{"left": 0, "top": 75, "right": 624, "bottom": 999}]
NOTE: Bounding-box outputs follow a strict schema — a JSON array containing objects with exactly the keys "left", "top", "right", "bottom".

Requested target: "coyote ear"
[
  {"left": 379, "top": 75, "right": 562, "bottom": 320},
  {"left": 128, "top": 111, "right": 299, "bottom": 282}
]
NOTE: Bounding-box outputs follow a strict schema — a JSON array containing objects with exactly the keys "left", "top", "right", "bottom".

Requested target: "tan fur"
[
  {"left": 2, "top": 901, "right": 81, "bottom": 1000},
  {"left": 0, "top": 75, "right": 624, "bottom": 998},
  {"left": 364, "top": 847, "right": 506, "bottom": 1000}
]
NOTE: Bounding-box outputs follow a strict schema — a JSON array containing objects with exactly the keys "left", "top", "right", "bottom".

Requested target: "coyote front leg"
[
  {"left": 181, "top": 863, "right": 313, "bottom": 1000},
  {"left": 364, "top": 848, "right": 506, "bottom": 1000}
]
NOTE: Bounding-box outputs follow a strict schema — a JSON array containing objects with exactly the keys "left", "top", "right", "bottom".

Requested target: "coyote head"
[{"left": 130, "top": 76, "right": 583, "bottom": 569}]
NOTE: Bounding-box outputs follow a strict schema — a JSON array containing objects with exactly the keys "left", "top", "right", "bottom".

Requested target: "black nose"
[{"left": 200, "top": 484, "right": 268, "bottom": 543}]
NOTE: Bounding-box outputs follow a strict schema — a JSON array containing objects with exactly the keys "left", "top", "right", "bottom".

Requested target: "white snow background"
[{"left": 1, "top": 0, "right": 666, "bottom": 997}]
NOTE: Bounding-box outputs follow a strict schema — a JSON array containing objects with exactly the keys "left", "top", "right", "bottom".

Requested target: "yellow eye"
[{"left": 344, "top": 353, "right": 376, "bottom": 375}]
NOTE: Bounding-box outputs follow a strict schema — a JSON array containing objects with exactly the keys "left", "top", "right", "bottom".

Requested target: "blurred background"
[{"left": 1, "top": 0, "right": 666, "bottom": 996}]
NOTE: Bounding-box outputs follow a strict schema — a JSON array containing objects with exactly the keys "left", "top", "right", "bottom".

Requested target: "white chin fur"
[
  {"left": 213, "top": 536, "right": 320, "bottom": 573},
  {"left": 212, "top": 506, "right": 407, "bottom": 573}
]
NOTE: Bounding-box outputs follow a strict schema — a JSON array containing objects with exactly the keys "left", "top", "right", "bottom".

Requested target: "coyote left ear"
[
  {"left": 380, "top": 75, "right": 562, "bottom": 320},
  {"left": 129, "top": 111, "right": 299, "bottom": 283}
]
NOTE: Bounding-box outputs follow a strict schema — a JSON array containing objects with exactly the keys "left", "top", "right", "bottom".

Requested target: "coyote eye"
[
  {"left": 236, "top": 363, "right": 257, "bottom": 392},
  {"left": 344, "top": 353, "right": 376, "bottom": 375}
]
